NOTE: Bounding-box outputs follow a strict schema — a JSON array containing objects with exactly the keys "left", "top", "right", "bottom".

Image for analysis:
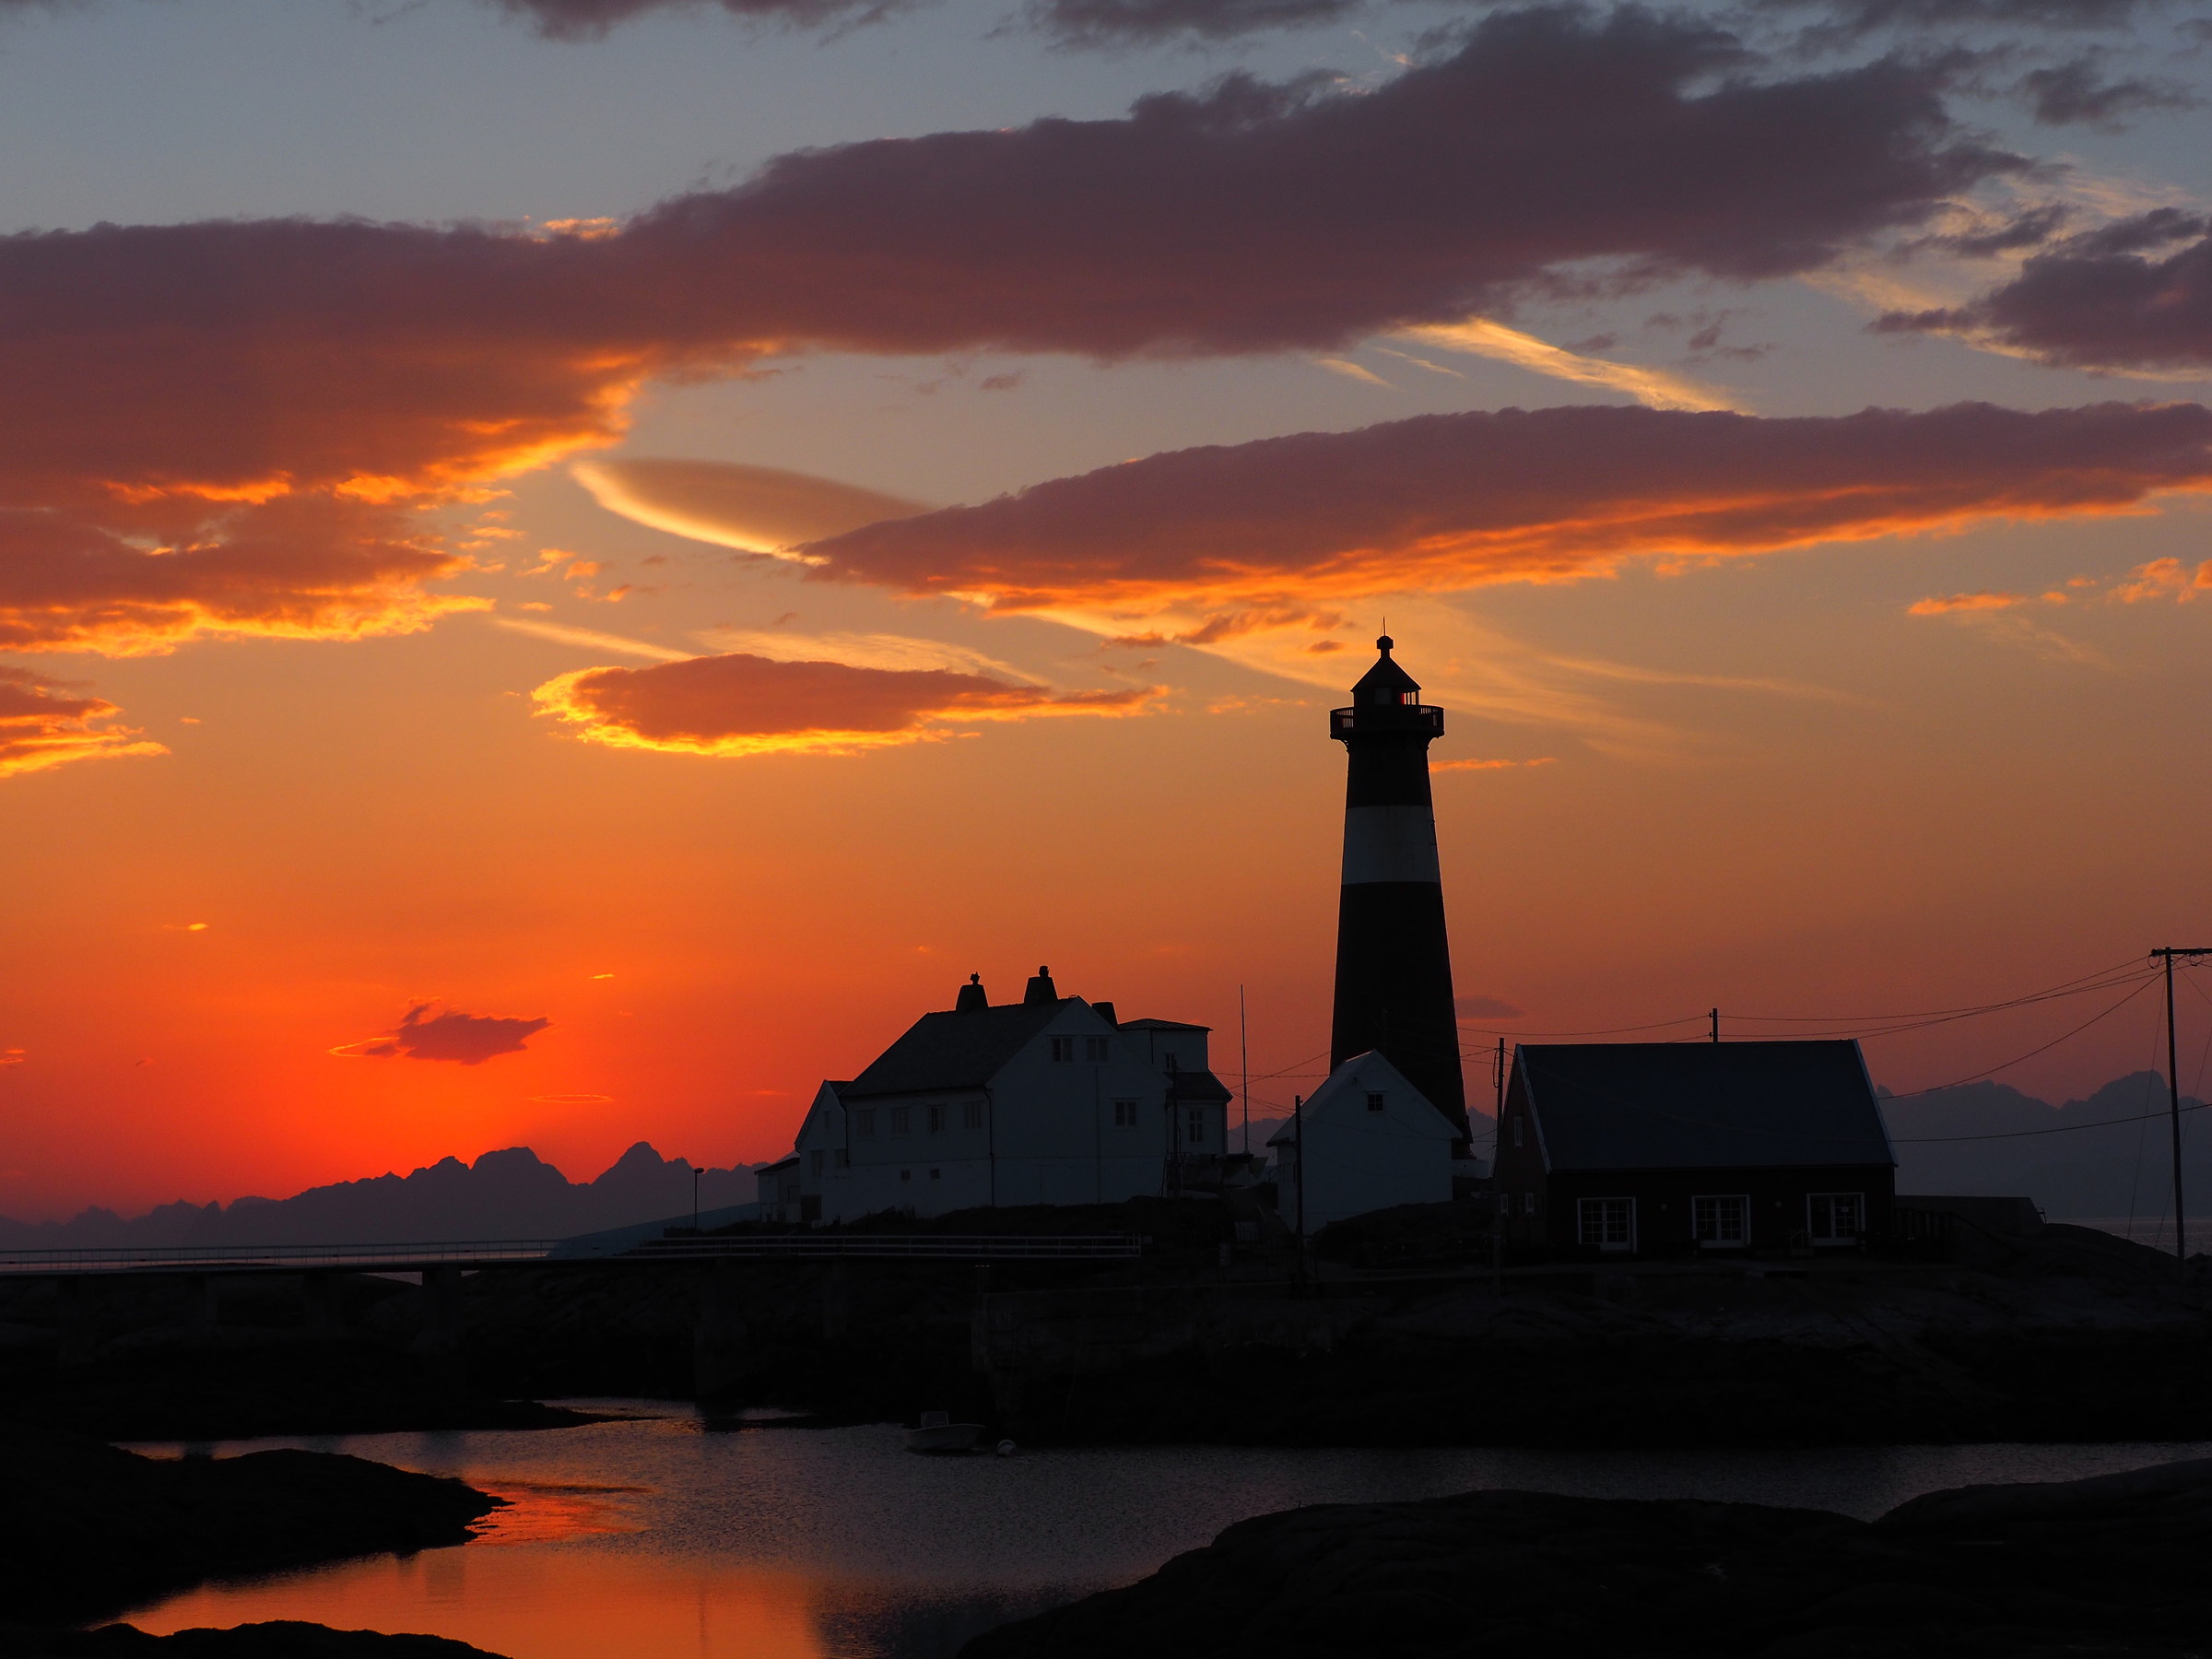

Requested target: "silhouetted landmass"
[
  {"left": 0, "top": 1340, "right": 596, "bottom": 1441},
  {"left": 2, "top": 1624, "right": 505, "bottom": 1659},
  {"left": 0, "top": 1144, "right": 758, "bottom": 1250},
  {"left": 960, "top": 1457, "right": 2212, "bottom": 1658},
  {"left": 0, "top": 1423, "right": 499, "bottom": 1627}
]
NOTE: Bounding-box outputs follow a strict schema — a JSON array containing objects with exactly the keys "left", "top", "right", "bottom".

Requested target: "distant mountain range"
[
  {"left": 1879, "top": 1072, "right": 2208, "bottom": 1220},
  {"left": 4, "top": 1070, "right": 2197, "bottom": 1247},
  {"left": 0, "top": 1143, "right": 759, "bottom": 1249}
]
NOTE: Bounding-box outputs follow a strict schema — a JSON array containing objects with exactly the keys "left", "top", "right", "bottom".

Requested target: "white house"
[
  {"left": 1268, "top": 1051, "right": 1459, "bottom": 1235},
  {"left": 782, "top": 967, "right": 1234, "bottom": 1223}
]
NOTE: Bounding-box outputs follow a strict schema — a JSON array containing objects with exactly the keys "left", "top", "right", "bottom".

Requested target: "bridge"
[
  {"left": 0, "top": 1233, "right": 1147, "bottom": 1384},
  {"left": 0, "top": 1233, "right": 1147, "bottom": 1278}
]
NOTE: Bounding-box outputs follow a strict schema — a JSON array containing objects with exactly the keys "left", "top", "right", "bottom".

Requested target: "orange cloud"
[
  {"left": 1907, "top": 592, "right": 2031, "bottom": 614},
  {"left": 531, "top": 651, "right": 1156, "bottom": 758},
  {"left": 0, "top": 667, "right": 168, "bottom": 780},
  {"left": 330, "top": 1002, "right": 552, "bottom": 1065},
  {"left": 0, "top": 497, "right": 486, "bottom": 654},
  {"left": 1433, "top": 756, "right": 1559, "bottom": 771},
  {"left": 2107, "top": 557, "right": 2206, "bottom": 604},
  {"left": 801, "top": 402, "right": 2212, "bottom": 610}
]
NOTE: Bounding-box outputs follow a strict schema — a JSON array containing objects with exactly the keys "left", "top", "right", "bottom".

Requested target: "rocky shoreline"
[
  {"left": 963, "top": 1457, "right": 2212, "bottom": 1657},
  {"left": 0, "top": 1424, "right": 510, "bottom": 1658}
]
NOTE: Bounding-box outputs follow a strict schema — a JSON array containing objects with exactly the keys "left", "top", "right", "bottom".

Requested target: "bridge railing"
[
  {"left": 619, "top": 1234, "right": 1146, "bottom": 1260},
  {"left": 0, "top": 1233, "right": 1147, "bottom": 1275},
  {"left": 0, "top": 1240, "right": 566, "bottom": 1275}
]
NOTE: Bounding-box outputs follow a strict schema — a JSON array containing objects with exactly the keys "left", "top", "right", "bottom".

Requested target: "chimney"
[
  {"left": 1327, "top": 636, "right": 1469, "bottom": 1137},
  {"left": 956, "top": 973, "right": 989, "bottom": 1013},
  {"left": 1092, "top": 1001, "right": 1117, "bottom": 1028},
  {"left": 1023, "top": 965, "right": 1058, "bottom": 1006}
]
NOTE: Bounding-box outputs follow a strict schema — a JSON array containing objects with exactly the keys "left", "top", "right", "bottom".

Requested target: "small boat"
[{"left": 905, "top": 1410, "right": 984, "bottom": 1453}]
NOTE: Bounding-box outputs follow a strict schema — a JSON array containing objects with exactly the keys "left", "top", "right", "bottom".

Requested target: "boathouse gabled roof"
[
  {"left": 841, "top": 998, "right": 1078, "bottom": 1100},
  {"left": 1512, "top": 1040, "right": 1894, "bottom": 1173}
]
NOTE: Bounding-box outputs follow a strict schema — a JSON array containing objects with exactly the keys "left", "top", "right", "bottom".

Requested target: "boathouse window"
[
  {"left": 1693, "top": 1194, "right": 1748, "bottom": 1247},
  {"left": 1112, "top": 1100, "right": 1139, "bottom": 1128},
  {"left": 1051, "top": 1036, "right": 1076, "bottom": 1062},
  {"left": 890, "top": 1107, "right": 910, "bottom": 1135},
  {"left": 926, "top": 1105, "right": 945, "bottom": 1135},
  {"left": 1366, "top": 1092, "right": 1386, "bottom": 1112},
  {"left": 1187, "top": 1108, "right": 1206, "bottom": 1143},
  {"left": 1085, "top": 1036, "right": 1111, "bottom": 1062},
  {"left": 1578, "top": 1197, "right": 1635, "bottom": 1252},
  {"left": 1808, "top": 1193, "right": 1865, "bottom": 1244},
  {"left": 963, "top": 1100, "right": 984, "bottom": 1131},
  {"left": 857, "top": 1110, "right": 877, "bottom": 1138}
]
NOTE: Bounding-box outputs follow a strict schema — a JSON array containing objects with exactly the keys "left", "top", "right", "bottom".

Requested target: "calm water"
[{"left": 121, "top": 1407, "right": 2212, "bottom": 1659}]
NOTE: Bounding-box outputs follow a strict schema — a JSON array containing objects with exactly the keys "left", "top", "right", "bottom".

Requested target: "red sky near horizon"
[{"left": 1, "top": 0, "right": 2209, "bottom": 1220}]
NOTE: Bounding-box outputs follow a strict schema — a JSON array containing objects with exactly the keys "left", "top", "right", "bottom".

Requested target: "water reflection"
[{"left": 120, "top": 1408, "right": 2212, "bottom": 1659}]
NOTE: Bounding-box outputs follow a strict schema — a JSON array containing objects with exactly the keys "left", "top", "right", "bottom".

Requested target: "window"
[
  {"left": 1365, "top": 1091, "right": 1386, "bottom": 1112},
  {"left": 858, "top": 1110, "right": 877, "bottom": 1138},
  {"left": 929, "top": 1168, "right": 941, "bottom": 1181},
  {"left": 1050, "top": 1036, "right": 1075, "bottom": 1063},
  {"left": 890, "top": 1107, "right": 910, "bottom": 1135},
  {"left": 1577, "top": 1197, "right": 1635, "bottom": 1252},
  {"left": 1521, "top": 1192, "right": 1535, "bottom": 1216},
  {"left": 1808, "top": 1193, "right": 1865, "bottom": 1244},
  {"left": 834, "top": 1148, "right": 850, "bottom": 1170},
  {"left": 1161, "top": 1050, "right": 1180, "bottom": 1070},
  {"left": 963, "top": 1100, "right": 984, "bottom": 1131},
  {"left": 899, "top": 1169, "right": 911, "bottom": 1182},
  {"left": 1693, "top": 1194, "right": 1748, "bottom": 1247},
  {"left": 926, "top": 1105, "right": 945, "bottom": 1135},
  {"left": 809, "top": 1151, "right": 825, "bottom": 1179},
  {"left": 1512, "top": 1117, "right": 1524, "bottom": 1147},
  {"left": 1112, "top": 1100, "right": 1139, "bottom": 1128},
  {"left": 1187, "top": 1108, "right": 1206, "bottom": 1143},
  {"left": 1085, "top": 1036, "right": 1111, "bottom": 1063}
]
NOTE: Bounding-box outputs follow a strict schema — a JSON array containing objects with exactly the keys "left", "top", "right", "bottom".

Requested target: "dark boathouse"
[{"left": 1493, "top": 1041, "right": 1897, "bottom": 1257}]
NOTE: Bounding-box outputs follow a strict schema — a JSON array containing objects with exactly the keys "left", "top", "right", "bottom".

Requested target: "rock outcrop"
[
  {"left": 0, "top": 1424, "right": 501, "bottom": 1627},
  {"left": 963, "top": 1458, "right": 2212, "bottom": 1657}
]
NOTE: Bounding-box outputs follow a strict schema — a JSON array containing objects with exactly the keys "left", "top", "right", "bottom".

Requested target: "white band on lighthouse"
[{"left": 1340, "top": 805, "right": 1441, "bottom": 886}]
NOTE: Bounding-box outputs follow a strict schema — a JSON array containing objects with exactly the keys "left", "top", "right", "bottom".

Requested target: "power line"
[{"left": 1880, "top": 973, "right": 2161, "bottom": 1100}]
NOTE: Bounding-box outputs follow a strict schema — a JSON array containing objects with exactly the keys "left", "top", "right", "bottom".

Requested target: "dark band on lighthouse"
[{"left": 1329, "top": 636, "right": 1469, "bottom": 1140}]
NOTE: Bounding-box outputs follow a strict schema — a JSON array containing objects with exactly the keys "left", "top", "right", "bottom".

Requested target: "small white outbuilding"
[{"left": 1268, "top": 1050, "right": 1459, "bottom": 1235}]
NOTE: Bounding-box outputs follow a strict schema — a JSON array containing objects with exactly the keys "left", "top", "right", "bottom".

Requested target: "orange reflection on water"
[{"left": 127, "top": 1551, "right": 830, "bottom": 1659}]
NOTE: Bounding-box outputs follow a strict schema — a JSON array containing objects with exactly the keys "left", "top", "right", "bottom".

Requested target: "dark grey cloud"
[
  {"left": 1881, "top": 212, "right": 2212, "bottom": 371},
  {"left": 2016, "top": 56, "right": 2195, "bottom": 126}
]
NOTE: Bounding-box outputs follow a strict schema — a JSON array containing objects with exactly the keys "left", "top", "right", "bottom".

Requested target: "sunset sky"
[{"left": 2, "top": 0, "right": 2209, "bottom": 1220}]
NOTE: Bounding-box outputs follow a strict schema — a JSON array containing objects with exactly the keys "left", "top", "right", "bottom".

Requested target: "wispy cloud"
[{"left": 1395, "top": 319, "right": 1741, "bottom": 412}]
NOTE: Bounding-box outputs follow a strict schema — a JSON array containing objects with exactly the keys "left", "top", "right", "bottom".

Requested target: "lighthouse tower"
[{"left": 1328, "top": 637, "right": 1469, "bottom": 1138}]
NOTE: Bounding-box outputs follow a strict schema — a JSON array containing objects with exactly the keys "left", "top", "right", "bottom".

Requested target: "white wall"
[{"left": 1274, "top": 1053, "right": 1455, "bottom": 1234}]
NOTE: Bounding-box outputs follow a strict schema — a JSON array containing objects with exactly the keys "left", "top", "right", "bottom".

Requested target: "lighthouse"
[{"left": 1328, "top": 636, "right": 1469, "bottom": 1138}]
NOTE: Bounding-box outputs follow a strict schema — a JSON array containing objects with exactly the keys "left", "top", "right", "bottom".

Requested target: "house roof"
[
  {"left": 1119, "top": 1018, "right": 1211, "bottom": 1033},
  {"left": 1266, "top": 1051, "right": 1453, "bottom": 1143},
  {"left": 1169, "top": 1067, "right": 1234, "bottom": 1105},
  {"left": 1514, "top": 1041, "right": 1892, "bottom": 1173},
  {"left": 841, "top": 999, "right": 1075, "bottom": 1099}
]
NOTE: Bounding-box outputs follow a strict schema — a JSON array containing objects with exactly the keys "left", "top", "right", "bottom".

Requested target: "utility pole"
[
  {"left": 1240, "top": 984, "right": 1251, "bottom": 1157},
  {"left": 2152, "top": 947, "right": 2212, "bottom": 1272},
  {"left": 1711, "top": 1007, "right": 1720, "bottom": 1043},
  {"left": 1293, "top": 1092, "right": 1307, "bottom": 1287},
  {"left": 692, "top": 1166, "right": 702, "bottom": 1233},
  {"left": 1493, "top": 1038, "right": 1506, "bottom": 1286}
]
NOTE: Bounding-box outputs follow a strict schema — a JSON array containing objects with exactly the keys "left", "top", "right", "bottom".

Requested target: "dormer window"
[{"left": 1050, "top": 1036, "right": 1075, "bottom": 1063}]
